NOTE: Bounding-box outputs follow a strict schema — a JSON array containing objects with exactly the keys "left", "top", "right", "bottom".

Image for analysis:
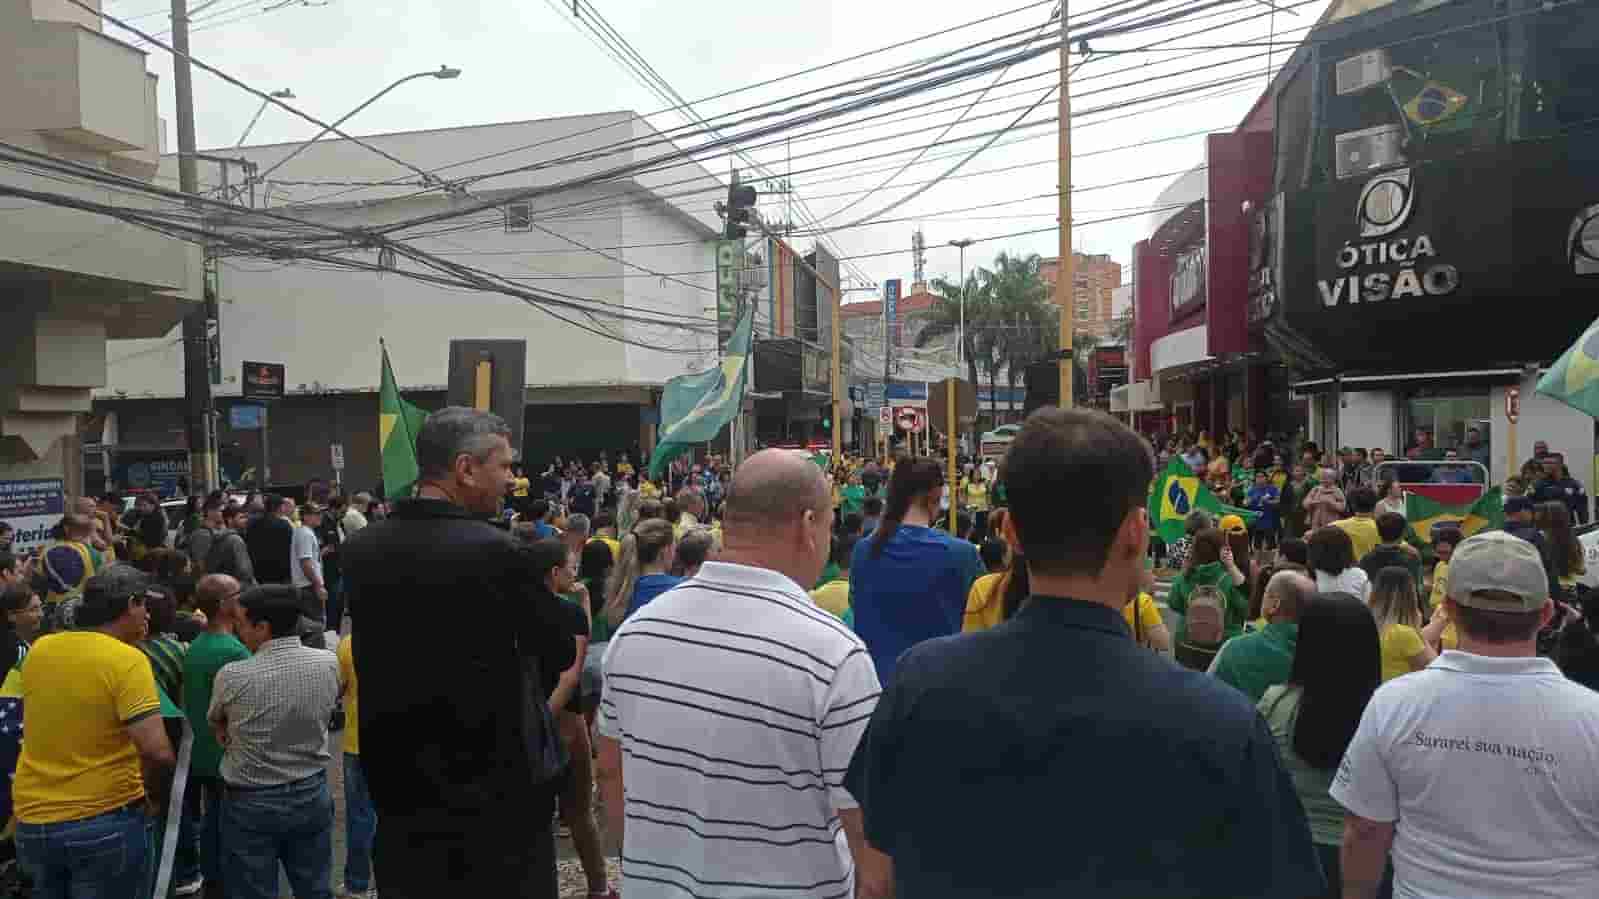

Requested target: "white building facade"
[{"left": 99, "top": 113, "right": 724, "bottom": 489}]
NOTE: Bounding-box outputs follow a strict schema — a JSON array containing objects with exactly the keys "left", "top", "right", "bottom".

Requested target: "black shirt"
[
  {"left": 342, "top": 497, "right": 576, "bottom": 826},
  {"left": 243, "top": 516, "right": 294, "bottom": 585},
  {"left": 846, "top": 596, "right": 1325, "bottom": 899}
]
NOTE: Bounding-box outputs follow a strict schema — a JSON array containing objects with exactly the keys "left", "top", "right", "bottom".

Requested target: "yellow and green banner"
[
  {"left": 1404, "top": 487, "right": 1503, "bottom": 543},
  {"left": 379, "top": 343, "right": 428, "bottom": 500}
]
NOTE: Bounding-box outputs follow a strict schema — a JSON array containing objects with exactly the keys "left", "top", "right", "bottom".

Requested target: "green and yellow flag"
[
  {"left": 379, "top": 343, "right": 428, "bottom": 500},
  {"left": 1404, "top": 487, "right": 1504, "bottom": 544},
  {"left": 648, "top": 301, "right": 754, "bottom": 479},
  {"left": 1537, "top": 316, "right": 1599, "bottom": 417},
  {"left": 1148, "top": 458, "right": 1257, "bottom": 544}
]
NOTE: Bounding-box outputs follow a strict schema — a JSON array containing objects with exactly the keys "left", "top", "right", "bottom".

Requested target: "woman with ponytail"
[
  {"left": 850, "top": 456, "right": 984, "bottom": 685},
  {"left": 602, "top": 518, "right": 679, "bottom": 626}
]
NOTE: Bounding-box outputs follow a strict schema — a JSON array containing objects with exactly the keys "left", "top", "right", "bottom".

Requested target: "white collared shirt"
[
  {"left": 600, "top": 560, "right": 881, "bottom": 899},
  {"left": 1332, "top": 651, "right": 1599, "bottom": 899}
]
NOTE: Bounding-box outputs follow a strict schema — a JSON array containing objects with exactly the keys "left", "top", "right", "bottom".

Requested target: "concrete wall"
[
  {"left": 1490, "top": 372, "right": 1595, "bottom": 489},
  {"left": 1336, "top": 391, "right": 1397, "bottom": 455}
]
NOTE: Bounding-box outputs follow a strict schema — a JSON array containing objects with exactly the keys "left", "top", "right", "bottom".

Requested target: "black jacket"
[
  {"left": 243, "top": 516, "right": 294, "bottom": 585},
  {"left": 341, "top": 497, "right": 576, "bottom": 824}
]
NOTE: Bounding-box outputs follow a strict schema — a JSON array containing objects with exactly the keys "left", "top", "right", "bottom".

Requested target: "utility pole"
[
  {"left": 172, "top": 0, "right": 215, "bottom": 492},
  {"left": 1056, "top": 1, "right": 1075, "bottom": 409}
]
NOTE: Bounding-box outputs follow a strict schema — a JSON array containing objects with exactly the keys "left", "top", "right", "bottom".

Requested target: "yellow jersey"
[{"left": 337, "top": 636, "right": 360, "bottom": 755}]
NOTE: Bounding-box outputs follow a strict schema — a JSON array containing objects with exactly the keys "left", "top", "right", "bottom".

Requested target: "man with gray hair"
[
  {"left": 341, "top": 407, "right": 576, "bottom": 899},
  {"left": 1334, "top": 530, "right": 1599, "bottom": 899},
  {"left": 561, "top": 512, "right": 590, "bottom": 560},
  {"left": 1207, "top": 568, "right": 1314, "bottom": 703},
  {"left": 597, "top": 449, "right": 890, "bottom": 899}
]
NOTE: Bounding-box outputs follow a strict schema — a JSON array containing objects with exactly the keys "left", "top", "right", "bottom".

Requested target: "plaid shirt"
[{"left": 209, "top": 636, "right": 339, "bottom": 788}]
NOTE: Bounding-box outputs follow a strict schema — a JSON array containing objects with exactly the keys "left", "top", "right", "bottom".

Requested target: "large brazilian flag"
[
  {"left": 1537, "top": 317, "right": 1599, "bottom": 418},
  {"left": 1147, "top": 458, "right": 1257, "bottom": 544},
  {"left": 649, "top": 301, "right": 754, "bottom": 480},
  {"left": 1404, "top": 488, "right": 1504, "bottom": 544}
]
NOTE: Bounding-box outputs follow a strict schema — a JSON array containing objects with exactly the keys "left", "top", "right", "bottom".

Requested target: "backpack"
[
  {"left": 1184, "top": 584, "right": 1228, "bottom": 646},
  {"left": 205, "top": 532, "right": 244, "bottom": 579}
]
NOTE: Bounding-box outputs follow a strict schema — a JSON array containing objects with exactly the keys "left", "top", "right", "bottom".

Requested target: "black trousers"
[{"left": 374, "top": 811, "right": 558, "bottom": 899}]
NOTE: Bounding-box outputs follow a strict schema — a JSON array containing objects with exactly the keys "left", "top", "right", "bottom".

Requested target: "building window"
[
  {"left": 1076, "top": 301, "right": 1091, "bottom": 320},
  {"left": 505, "top": 201, "right": 533, "bottom": 232},
  {"left": 1401, "top": 391, "right": 1490, "bottom": 459}
]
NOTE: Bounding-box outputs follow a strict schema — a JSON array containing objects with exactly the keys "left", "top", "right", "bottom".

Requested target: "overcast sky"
[{"left": 108, "top": 0, "right": 1329, "bottom": 298}]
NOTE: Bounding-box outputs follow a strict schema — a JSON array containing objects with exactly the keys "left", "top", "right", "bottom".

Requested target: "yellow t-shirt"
[
  {"left": 617, "top": 462, "right": 635, "bottom": 479},
  {"left": 810, "top": 580, "right": 851, "bottom": 619},
  {"left": 511, "top": 477, "right": 530, "bottom": 498},
  {"left": 1379, "top": 623, "right": 1427, "bottom": 682},
  {"left": 337, "top": 636, "right": 360, "bottom": 756},
  {"left": 964, "top": 482, "right": 990, "bottom": 512},
  {"left": 1333, "top": 516, "right": 1381, "bottom": 561},
  {"left": 1429, "top": 561, "right": 1450, "bottom": 612},
  {"left": 1123, "top": 593, "right": 1164, "bottom": 645},
  {"left": 640, "top": 481, "right": 661, "bottom": 500},
  {"left": 14, "top": 632, "right": 162, "bottom": 824},
  {"left": 593, "top": 536, "right": 622, "bottom": 562},
  {"left": 963, "top": 572, "right": 1008, "bottom": 632}
]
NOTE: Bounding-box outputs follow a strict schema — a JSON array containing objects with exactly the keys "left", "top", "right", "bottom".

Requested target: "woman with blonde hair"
[
  {"left": 1369, "top": 564, "right": 1435, "bottom": 681},
  {"left": 602, "top": 518, "right": 679, "bottom": 627}
]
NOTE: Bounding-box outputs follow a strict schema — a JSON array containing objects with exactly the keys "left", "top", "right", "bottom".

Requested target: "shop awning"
[
  {"left": 1291, "top": 368, "right": 1527, "bottom": 396},
  {"left": 1111, "top": 380, "right": 1163, "bottom": 412}
]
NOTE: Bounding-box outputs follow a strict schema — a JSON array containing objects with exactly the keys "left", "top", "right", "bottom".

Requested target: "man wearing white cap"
[{"left": 1332, "top": 530, "right": 1599, "bottom": 899}]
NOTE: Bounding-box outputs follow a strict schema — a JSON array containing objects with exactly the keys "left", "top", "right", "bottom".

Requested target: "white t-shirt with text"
[{"left": 1331, "top": 651, "right": 1599, "bottom": 899}]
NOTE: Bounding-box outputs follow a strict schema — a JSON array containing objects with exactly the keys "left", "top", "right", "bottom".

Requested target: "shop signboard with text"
[{"left": 0, "top": 479, "right": 64, "bottom": 554}]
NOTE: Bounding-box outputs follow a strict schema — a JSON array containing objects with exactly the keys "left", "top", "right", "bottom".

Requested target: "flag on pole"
[
  {"left": 1536, "top": 316, "right": 1599, "bottom": 417},
  {"left": 1147, "top": 457, "right": 1257, "bottom": 544},
  {"left": 649, "top": 302, "right": 754, "bottom": 480},
  {"left": 379, "top": 342, "right": 428, "bottom": 500},
  {"left": 1404, "top": 487, "right": 1504, "bottom": 544}
]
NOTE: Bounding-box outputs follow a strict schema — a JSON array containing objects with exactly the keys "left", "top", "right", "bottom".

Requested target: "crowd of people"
[{"left": 4, "top": 406, "right": 1599, "bottom": 899}]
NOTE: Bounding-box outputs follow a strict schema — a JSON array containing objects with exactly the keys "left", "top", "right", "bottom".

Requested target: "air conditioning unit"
[
  {"left": 1335, "top": 124, "right": 1405, "bottom": 180},
  {"left": 1336, "top": 50, "right": 1392, "bottom": 96}
]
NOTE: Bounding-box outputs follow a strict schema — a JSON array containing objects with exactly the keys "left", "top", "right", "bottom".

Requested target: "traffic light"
[{"left": 724, "top": 180, "right": 757, "bottom": 240}]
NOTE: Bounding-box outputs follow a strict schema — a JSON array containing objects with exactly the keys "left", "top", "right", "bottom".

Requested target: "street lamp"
[
  {"left": 948, "top": 238, "right": 975, "bottom": 372},
  {"left": 253, "top": 66, "right": 462, "bottom": 183},
  {"left": 236, "top": 88, "right": 294, "bottom": 148}
]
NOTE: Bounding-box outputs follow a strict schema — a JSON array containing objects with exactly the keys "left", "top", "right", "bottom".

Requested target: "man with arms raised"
[
  {"left": 1334, "top": 530, "right": 1599, "bottom": 899},
  {"left": 846, "top": 408, "right": 1324, "bottom": 897},
  {"left": 597, "top": 449, "right": 889, "bottom": 899}
]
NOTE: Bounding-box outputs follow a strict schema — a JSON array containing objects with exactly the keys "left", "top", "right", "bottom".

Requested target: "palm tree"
[
  {"left": 980, "top": 252, "right": 1054, "bottom": 416},
  {"left": 916, "top": 273, "right": 994, "bottom": 449}
]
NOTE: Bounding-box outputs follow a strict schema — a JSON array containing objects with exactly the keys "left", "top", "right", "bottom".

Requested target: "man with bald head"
[
  {"left": 596, "top": 449, "right": 891, "bottom": 899},
  {"left": 183, "top": 574, "right": 249, "bottom": 899},
  {"left": 1209, "top": 568, "right": 1316, "bottom": 703}
]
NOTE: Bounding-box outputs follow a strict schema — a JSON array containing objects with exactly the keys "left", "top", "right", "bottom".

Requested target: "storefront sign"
[
  {"left": 241, "top": 361, "right": 285, "bottom": 401},
  {"left": 111, "top": 450, "right": 190, "bottom": 498},
  {"left": 0, "top": 479, "right": 65, "bottom": 554}
]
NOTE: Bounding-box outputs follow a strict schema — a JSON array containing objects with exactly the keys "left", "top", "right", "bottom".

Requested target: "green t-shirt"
[
  {"left": 182, "top": 632, "right": 250, "bottom": 778},
  {"left": 814, "top": 561, "right": 841, "bottom": 591},
  {"left": 841, "top": 485, "right": 866, "bottom": 516},
  {"left": 583, "top": 578, "right": 616, "bottom": 643}
]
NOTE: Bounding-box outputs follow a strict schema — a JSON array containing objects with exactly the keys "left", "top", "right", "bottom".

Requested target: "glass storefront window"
[{"left": 1402, "top": 392, "right": 1490, "bottom": 456}]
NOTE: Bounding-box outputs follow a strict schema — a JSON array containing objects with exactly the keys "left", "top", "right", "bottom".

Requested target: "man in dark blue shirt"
[{"left": 845, "top": 408, "right": 1324, "bottom": 898}]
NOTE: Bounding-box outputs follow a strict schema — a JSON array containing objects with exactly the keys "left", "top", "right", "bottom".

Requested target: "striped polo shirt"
[{"left": 599, "top": 560, "right": 881, "bottom": 899}]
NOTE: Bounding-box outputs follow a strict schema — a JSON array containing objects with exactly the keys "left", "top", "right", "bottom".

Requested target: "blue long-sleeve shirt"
[{"left": 1246, "top": 485, "right": 1281, "bottom": 532}]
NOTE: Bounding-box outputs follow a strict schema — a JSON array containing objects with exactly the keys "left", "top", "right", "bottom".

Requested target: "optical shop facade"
[{"left": 1251, "top": 0, "right": 1599, "bottom": 485}]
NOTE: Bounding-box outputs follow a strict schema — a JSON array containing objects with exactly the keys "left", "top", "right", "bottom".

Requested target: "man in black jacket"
[
  {"left": 342, "top": 407, "right": 576, "bottom": 899},
  {"left": 243, "top": 495, "right": 294, "bottom": 584}
]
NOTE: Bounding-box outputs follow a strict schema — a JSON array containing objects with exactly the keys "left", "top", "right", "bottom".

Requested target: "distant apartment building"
[{"left": 1041, "top": 252, "right": 1124, "bottom": 340}]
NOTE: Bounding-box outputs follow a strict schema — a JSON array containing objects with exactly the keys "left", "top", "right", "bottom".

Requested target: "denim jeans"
[
  {"left": 222, "top": 772, "right": 333, "bottom": 899},
  {"left": 342, "top": 754, "right": 377, "bottom": 893},
  {"left": 16, "top": 802, "right": 149, "bottom": 899},
  {"left": 191, "top": 777, "right": 224, "bottom": 898}
]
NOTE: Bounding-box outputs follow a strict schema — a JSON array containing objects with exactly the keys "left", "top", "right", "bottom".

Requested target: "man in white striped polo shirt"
[{"left": 598, "top": 449, "right": 890, "bottom": 899}]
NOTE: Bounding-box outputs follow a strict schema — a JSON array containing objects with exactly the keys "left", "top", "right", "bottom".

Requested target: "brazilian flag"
[
  {"left": 1404, "top": 488, "right": 1504, "bottom": 544},
  {"left": 1148, "top": 458, "right": 1257, "bottom": 544},
  {"left": 1537, "top": 317, "right": 1599, "bottom": 417},
  {"left": 379, "top": 343, "right": 428, "bottom": 500},
  {"left": 649, "top": 301, "right": 754, "bottom": 479}
]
